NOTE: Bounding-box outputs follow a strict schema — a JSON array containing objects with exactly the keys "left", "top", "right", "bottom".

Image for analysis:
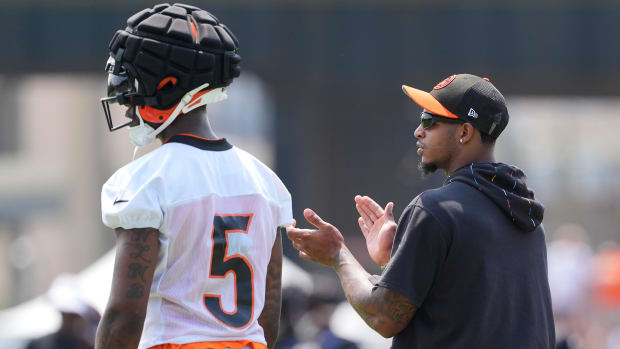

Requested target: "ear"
[{"left": 458, "top": 123, "right": 476, "bottom": 144}]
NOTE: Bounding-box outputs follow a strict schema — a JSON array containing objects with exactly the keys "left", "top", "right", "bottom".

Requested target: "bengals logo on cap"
[{"left": 433, "top": 75, "right": 456, "bottom": 90}]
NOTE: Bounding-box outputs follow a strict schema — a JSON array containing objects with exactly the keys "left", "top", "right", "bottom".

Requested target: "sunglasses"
[{"left": 420, "top": 110, "right": 464, "bottom": 129}]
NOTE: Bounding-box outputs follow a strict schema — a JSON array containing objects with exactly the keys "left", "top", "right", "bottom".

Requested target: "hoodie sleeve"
[{"left": 376, "top": 202, "right": 449, "bottom": 307}]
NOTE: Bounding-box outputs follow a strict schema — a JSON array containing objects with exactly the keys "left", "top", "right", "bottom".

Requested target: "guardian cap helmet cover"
[{"left": 101, "top": 3, "right": 241, "bottom": 132}]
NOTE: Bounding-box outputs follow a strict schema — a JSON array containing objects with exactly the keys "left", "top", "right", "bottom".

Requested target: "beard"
[
  {"left": 418, "top": 161, "right": 439, "bottom": 177},
  {"left": 418, "top": 150, "right": 454, "bottom": 177}
]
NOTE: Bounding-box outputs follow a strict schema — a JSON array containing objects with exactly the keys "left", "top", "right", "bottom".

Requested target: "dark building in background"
[{"left": 1, "top": 0, "right": 619, "bottom": 267}]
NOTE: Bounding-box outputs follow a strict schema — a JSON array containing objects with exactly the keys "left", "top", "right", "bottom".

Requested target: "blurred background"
[{"left": 0, "top": 0, "right": 619, "bottom": 348}]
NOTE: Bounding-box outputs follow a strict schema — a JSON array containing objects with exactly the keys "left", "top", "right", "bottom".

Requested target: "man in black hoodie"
[{"left": 287, "top": 74, "right": 555, "bottom": 348}]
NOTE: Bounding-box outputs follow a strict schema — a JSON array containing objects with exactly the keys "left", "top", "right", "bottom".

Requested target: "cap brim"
[{"left": 401, "top": 85, "right": 459, "bottom": 119}]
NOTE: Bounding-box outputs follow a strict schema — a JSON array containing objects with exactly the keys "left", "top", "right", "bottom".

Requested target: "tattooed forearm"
[
  {"left": 372, "top": 286, "right": 416, "bottom": 328},
  {"left": 95, "top": 309, "right": 118, "bottom": 348},
  {"left": 333, "top": 247, "right": 416, "bottom": 338},
  {"left": 96, "top": 228, "right": 159, "bottom": 349},
  {"left": 95, "top": 309, "right": 143, "bottom": 349},
  {"left": 334, "top": 248, "right": 377, "bottom": 325},
  {"left": 258, "top": 229, "right": 283, "bottom": 349}
]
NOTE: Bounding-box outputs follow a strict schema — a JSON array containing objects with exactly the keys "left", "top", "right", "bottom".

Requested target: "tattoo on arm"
[
  {"left": 95, "top": 228, "right": 159, "bottom": 349},
  {"left": 372, "top": 286, "right": 416, "bottom": 329},
  {"left": 126, "top": 283, "right": 146, "bottom": 299},
  {"left": 349, "top": 286, "right": 415, "bottom": 334},
  {"left": 124, "top": 229, "right": 153, "bottom": 263},
  {"left": 123, "top": 244, "right": 150, "bottom": 299},
  {"left": 126, "top": 242, "right": 151, "bottom": 262},
  {"left": 119, "top": 228, "right": 159, "bottom": 300},
  {"left": 334, "top": 248, "right": 416, "bottom": 337},
  {"left": 128, "top": 263, "right": 148, "bottom": 282}
]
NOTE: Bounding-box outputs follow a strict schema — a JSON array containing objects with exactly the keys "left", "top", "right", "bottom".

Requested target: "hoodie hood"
[{"left": 445, "top": 162, "right": 544, "bottom": 232}]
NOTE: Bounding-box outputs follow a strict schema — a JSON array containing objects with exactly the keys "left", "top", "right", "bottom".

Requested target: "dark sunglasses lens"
[
  {"left": 420, "top": 112, "right": 435, "bottom": 129},
  {"left": 420, "top": 118, "right": 434, "bottom": 129},
  {"left": 106, "top": 74, "right": 132, "bottom": 98}
]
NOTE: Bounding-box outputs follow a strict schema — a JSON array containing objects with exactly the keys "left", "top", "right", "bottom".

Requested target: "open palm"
[{"left": 355, "top": 195, "right": 397, "bottom": 266}]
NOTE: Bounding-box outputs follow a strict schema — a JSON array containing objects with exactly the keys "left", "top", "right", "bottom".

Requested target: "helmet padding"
[{"left": 108, "top": 3, "right": 241, "bottom": 111}]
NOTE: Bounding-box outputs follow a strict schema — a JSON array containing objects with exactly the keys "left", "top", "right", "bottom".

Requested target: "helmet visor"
[
  {"left": 106, "top": 73, "right": 134, "bottom": 98},
  {"left": 100, "top": 57, "right": 135, "bottom": 132}
]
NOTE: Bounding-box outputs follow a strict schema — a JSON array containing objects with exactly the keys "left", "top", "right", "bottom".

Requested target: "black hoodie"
[
  {"left": 445, "top": 162, "right": 545, "bottom": 232},
  {"left": 377, "top": 162, "right": 555, "bottom": 349}
]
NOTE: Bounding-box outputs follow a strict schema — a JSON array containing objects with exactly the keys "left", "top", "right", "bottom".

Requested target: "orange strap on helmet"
[{"left": 138, "top": 76, "right": 212, "bottom": 124}]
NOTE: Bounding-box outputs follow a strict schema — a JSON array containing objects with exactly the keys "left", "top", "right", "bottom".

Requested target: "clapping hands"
[{"left": 355, "top": 195, "right": 397, "bottom": 266}]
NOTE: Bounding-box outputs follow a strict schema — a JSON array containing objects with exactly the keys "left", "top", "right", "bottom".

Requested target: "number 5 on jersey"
[{"left": 204, "top": 214, "right": 254, "bottom": 329}]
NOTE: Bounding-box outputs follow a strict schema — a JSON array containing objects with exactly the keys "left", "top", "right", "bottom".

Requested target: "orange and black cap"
[{"left": 402, "top": 74, "right": 509, "bottom": 139}]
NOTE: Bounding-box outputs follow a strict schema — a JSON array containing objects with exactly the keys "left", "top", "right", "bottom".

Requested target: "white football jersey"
[{"left": 101, "top": 134, "right": 293, "bottom": 349}]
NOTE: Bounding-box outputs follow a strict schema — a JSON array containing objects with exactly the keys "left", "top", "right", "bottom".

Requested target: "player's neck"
[
  {"left": 446, "top": 146, "right": 495, "bottom": 175},
  {"left": 160, "top": 107, "right": 219, "bottom": 141}
]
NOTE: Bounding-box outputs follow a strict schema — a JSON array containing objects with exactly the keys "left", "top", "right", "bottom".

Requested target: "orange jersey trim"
[
  {"left": 176, "top": 133, "right": 224, "bottom": 141},
  {"left": 163, "top": 133, "right": 224, "bottom": 144},
  {"left": 149, "top": 340, "right": 267, "bottom": 349}
]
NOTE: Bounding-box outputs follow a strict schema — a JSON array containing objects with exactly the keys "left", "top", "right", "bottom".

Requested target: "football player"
[{"left": 95, "top": 4, "right": 293, "bottom": 349}]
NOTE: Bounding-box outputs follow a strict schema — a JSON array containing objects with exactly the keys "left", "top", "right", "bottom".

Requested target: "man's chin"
[{"left": 418, "top": 161, "right": 439, "bottom": 177}]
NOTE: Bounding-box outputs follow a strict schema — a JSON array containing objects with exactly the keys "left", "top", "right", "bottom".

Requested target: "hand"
[
  {"left": 286, "top": 209, "right": 345, "bottom": 267},
  {"left": 355, "top": 195, "right": 397, "bottom": 266}
]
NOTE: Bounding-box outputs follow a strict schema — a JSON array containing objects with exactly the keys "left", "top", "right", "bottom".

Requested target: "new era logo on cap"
[{"left": 468, "top": 108, "right": 479, "bottom": 118}]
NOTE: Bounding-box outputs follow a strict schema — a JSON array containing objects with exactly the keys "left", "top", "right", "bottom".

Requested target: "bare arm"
[
  {"left": 333, "top": 247, "right": 416, "bottom": 338},
  {"left": 258, "top": 228, "right": 283, "bottom": 349},
  {"left": 287, "top": 209, "right": 416, "bottom": 338},
  {"left": 95, "top": 228, "right": 160, "bottom": 349}
]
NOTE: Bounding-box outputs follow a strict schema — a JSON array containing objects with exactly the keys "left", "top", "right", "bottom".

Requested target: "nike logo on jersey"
[{"left": 113, "top": 198, "right": 129, "bottom": 205}]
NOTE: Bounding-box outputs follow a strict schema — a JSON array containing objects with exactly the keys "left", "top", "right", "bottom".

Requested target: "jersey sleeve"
[
  {"left": 101, "top": 167, "right": 164, "bottom": 230},
  {"left": 276, "top": 181, "right": 294, "bottom": 228},
  {"left": 375, "top": 202, "right": 448, "bottom": 307}
]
